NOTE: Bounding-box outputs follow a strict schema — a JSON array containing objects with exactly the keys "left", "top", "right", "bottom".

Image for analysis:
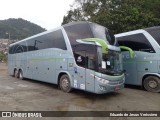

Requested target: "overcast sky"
[{"left": 0, "top": 0, "right": 74, "bottom": 30}]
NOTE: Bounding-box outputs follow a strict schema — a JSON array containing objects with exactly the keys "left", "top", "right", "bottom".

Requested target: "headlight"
[{"left": 95, "top": 76, "right": 109, "bottom": 84}]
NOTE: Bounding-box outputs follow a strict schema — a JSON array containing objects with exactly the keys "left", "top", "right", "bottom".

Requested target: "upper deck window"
[
  {"left": 64, "top": 22, "right": 117, "bottom": 47},
  {"left": 9, "top": 30, "right": 67, "bottom": 54},
  {"left": 147, "top": 29, "right": 160, "bottom": 46},
  {"left": 89, "top": 23, "right": 117, "bottom": 46},
  {"left": 64, "top": 23, "right": 93, "bottom": 45},
  {"left": 34, "top": 30, "right": 67, "bottom": 50}
]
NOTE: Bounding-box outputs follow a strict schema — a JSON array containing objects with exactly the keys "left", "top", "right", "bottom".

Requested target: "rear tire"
[
  {"left": 14, "top": 69, "right": 19, "bottom": 78},
  {"left": 19, "top": 70, "right": 24, "bottom": 80},
  {"left": 59, "top": 74, "right": 72, "bottom": 93},
  {"left": 143, "top": 76, "right": 160, "bottom": 93}
]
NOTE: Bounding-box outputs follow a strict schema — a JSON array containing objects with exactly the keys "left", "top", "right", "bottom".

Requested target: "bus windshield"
[
  {"left": 64, "top": 22, "right": 118, "bottom": 47},
  {"left": 98, "top": 47, "right": 123, "bottom": 75}
]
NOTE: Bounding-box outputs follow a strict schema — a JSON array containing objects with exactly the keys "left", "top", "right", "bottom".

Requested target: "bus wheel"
[
  {"left": 14, "top": 69, "right": 19, "bottom": 78},
  {"left": 143, "top": 76, "right": 160, "bottom": 93},
  {"left": 59, "top": 74, "right": 72, "bottom": 93},
  {"left": 19, "top": 70, "right": 24, "bottom": 80}
]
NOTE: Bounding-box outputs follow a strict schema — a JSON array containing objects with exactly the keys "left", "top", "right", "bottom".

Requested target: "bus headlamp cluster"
[{"left": 95, "top": 76, "right": 109, "bottom": 84}]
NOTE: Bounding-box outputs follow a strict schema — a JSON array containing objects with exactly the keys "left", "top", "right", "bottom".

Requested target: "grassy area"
[{"left": 0, "top": 51, "right": 7, "bottom": 62}]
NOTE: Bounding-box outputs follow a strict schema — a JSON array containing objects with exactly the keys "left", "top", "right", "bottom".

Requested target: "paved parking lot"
[{"left": 0, "top": 63, "right": 159, "bottom": 120}]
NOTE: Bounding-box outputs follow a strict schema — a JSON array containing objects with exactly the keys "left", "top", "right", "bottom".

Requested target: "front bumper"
[{"left": 94, "top": 75, "right": 125, "bottom": 94}]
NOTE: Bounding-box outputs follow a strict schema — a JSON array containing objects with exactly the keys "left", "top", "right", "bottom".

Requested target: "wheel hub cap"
[
  {"left": 20, "top": 73, "right": 22, "bottom": 79},
  {"left": 149, "top": 80, "right": 157, "bottom": 88},
  {"left": 62, "top": 79, "right": 69, "bottom": 89}
]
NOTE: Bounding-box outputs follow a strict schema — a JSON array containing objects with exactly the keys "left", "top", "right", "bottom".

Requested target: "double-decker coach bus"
[
  {"left": 116, "top": 26, "right": 160, "bottom": 92},
  {"left": 8, "top": 21, "right": 125, "bottom": 94}
]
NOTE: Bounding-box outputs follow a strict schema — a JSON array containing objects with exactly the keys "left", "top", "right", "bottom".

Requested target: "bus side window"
[
  {"left": 9, "top": 46, "right": 14, "bottom": 54},
  {"left": 117, "top": 33, "right": 155, "bottom": 53},
  {"left": 74, "top": 51, "right": 96, "bottom": 70},
  {"left": 27, "top": 30, "right": 67, "bottom": 51},
  {"left": 74, "top": 51, "right": 86, "bottom": 68},
  {"left": 27, "top": 39, "right": 35, "bottom": 51}
]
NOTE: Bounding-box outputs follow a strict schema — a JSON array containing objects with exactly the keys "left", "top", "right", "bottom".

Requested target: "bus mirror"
[{"left": 120, "top": 46, "right": 134, "bottom": 58}]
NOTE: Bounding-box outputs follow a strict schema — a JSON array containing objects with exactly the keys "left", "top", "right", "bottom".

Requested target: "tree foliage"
[
  {"left": 62, "top": 0, "right": 160, "bottom": 34},
  {"left": 0, "top": 51, "right": 6, "bottom": 62},
  {"left": 0, "top": 18, "right": 46, "bottom": 40}
]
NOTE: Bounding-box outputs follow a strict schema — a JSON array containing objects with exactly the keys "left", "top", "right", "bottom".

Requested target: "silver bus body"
[
  {"left": 8, "top": 22, "right": 125, "bottom": 94},
  {"left": 116, "top": 26, "right": 160, "bottom": 92}
]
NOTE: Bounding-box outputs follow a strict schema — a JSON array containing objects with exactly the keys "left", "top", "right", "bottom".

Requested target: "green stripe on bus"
[
  {"left": 32, "top": 58, "right": 64, "bottom": 62},
  {"left": 123, "top": 60, "right": 150, "bottom": 64}
]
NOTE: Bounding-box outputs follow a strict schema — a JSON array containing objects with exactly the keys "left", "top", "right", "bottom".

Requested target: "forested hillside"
[{"left": 0, "top": 18, "right": 46, "bottom": 40}]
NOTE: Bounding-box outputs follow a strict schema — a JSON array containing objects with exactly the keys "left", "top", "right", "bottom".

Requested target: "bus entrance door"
[
  {"left": 85, "top": 69, "right": 95, "bottom": 93},
  {"left": 123, "top": 52, "right": 138, "bottom": 85},
  {"left": 73, "top": 44, "right": 96, "bottom": 92},
  {"left": 73, "top": 50, "right": 86, "bottom": 91},
  {"left": 85, "top": 52, "right": 96, "bottom": 93}
]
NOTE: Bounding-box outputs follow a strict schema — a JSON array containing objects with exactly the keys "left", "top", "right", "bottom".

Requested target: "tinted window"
[
  {"left": 73, "top": 44, "right": 96, "bottom": 70},
  {"left": 19, "top": 41, "right": 27, "bottom": 52},
  {"left": 27, "top": 30, "right": 66, "bottom": 51},
  {"left": 148, "top": 29, "right": 160, "bottom": 46},
  {"left": 34, "top": 30, "right": 67, "bottom": 50},
  {"left": 74, "top": 51, "right": 86, "bottom": 68},
  {"left": 10, "top": 30, "right": 67, "bottom": 54},
  {"left": 34, "top": 33, "right": 54, "bottom": 50},
  {"left": 27, "top": 38, "right": 35, "bottom": 51},
  {"left": 64, "top": 23, "right": 93, "bottom": 45},
  {"left": 53, "top": 30, "right": 67, "bottom": 50},
  {"left": 117, "top": 33, "right": 155, "bottom": 53},
  {"left": 15, "top": 44, "right": 23, "bottom": 53},
  {"left": 9, "top": 45, "right": 14, "bottom": 54},
  {"left": 9, "top": 41, "right": 27, "bottom": 54},
  {"left": 74, "top": 51, "right": 96, "bottom": 69}
]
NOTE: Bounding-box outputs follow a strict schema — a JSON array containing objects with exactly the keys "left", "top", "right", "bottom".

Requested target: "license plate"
[{"left": 115, "top": 86, "right": 120, "bottom": 91}]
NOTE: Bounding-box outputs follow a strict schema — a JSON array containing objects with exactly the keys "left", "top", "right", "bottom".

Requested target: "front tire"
[
  {"left": 143, "top": 76, "right": 160, "bottom": 93},
  {"left": 59, "top": 74, "right": 72, "bottom": 93}
]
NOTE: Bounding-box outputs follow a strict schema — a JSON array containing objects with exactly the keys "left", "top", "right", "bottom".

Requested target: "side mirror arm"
[{"left": 120, "top": 46, "right": 134, "bottom": 58}]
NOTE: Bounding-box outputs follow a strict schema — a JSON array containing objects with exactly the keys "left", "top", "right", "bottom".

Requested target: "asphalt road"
[{"left": 0, "top": 63, "right": 159, "bottom": 120}]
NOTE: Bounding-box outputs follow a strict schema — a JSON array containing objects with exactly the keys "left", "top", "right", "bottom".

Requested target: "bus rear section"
[{"left": 116, "top": 26, "right": 160, "bottom": 92}]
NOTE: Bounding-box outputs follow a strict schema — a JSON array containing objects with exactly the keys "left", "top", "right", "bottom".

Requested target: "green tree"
[
  {"left": 62, "top": 0, "right": 160, "bottom": 34},
  {"left": 0, "top": 51, "right": 6, "bottom": 62}
]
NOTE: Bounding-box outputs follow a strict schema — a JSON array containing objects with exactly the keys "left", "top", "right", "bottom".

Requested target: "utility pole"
[{"left": 6, "top": 32, "right": 10, "bottom": 45}]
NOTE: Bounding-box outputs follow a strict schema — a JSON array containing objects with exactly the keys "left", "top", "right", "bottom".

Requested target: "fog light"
[{"left": 99, "top": 85, "right": 107, "bottom": 91}]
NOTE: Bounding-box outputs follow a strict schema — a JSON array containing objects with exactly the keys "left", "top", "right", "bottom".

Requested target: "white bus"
[{"left": 8, "top": 21, "right": 125, "bottom": 94}]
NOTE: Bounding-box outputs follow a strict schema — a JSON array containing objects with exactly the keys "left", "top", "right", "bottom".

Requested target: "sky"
[{"left": 0, "top": 0, "right": 74, "bottom": 30}]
